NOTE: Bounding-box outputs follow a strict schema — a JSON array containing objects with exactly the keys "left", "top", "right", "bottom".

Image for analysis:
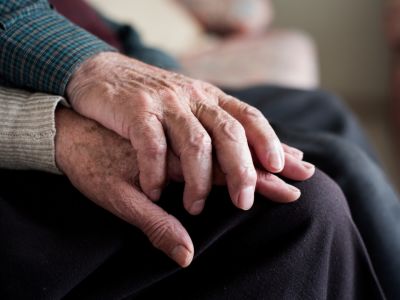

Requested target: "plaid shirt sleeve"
[{"left": 0, "top": 0, "right": 116, "bottom": 95}]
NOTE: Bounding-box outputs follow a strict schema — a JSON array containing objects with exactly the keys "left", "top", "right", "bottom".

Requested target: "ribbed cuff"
[
  {"left": 0, "top": 2, "right": 116, "bottom": 95},
  {"left": 0, "top": 87, "right": 67, "bottom": 174}
]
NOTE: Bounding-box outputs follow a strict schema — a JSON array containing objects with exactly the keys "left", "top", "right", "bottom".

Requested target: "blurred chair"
[
  {"left": 87, "top": 0, "right": 320, "bottom": 90},
  {"left": 177, "top": 0, "right": 320, "bottom": 90},
  {"left": 180, "top": 29, "right": 319, "bottom": 90}
]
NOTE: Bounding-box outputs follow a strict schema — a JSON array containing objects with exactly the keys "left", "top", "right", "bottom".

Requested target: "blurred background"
[
  {"left": 87, "top": 0, "right": 399, "bottom": 190},
  {"left": 272, "top": 0, "right": 397, "bottom": 188}
]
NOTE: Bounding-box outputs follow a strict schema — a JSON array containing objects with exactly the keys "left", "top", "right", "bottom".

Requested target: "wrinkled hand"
[
  {"left": 55, "top": 108, "right": 314, "bottom": 267},
  {"left": 67, "top": 52, "right": 300, "bottom": 215}
]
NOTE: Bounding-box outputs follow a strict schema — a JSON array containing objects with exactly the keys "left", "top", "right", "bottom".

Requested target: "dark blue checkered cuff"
[{"left": 0, "top": 4, "right": 116, "bottom": 95}]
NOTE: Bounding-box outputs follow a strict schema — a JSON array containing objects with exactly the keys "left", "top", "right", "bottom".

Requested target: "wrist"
[
  {"left": 66, "top": 51, "right": 119, "bottom": 107},
  {"left": 54, "top": 108, "right": 77, "bottom": 173}
]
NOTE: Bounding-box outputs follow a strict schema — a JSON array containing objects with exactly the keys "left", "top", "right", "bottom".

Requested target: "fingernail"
[
  {"left": 302, "top": 161, "right": 315, "bottom": 170},
  {"left": 189, "top": 199, "right": 205, "bottom": 215},
  {"left": 171, "top": 245, "right": 192, "bottom": 268},
  {"left": 289, "top": 185, "right": 301, "bottom": 200},
  {"left": 268, "top": 150, "right": 283, "bottom": 172},
  {"left": 238, "top": 186, "right": 255, "bottom": 210},
  {"left": 149, "top": 189, "right": 161, "bottom": 201}
]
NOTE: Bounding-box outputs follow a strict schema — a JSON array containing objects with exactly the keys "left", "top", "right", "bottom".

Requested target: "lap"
[{"left": 0, "top": 168, "right": 383, "bottom": 299}]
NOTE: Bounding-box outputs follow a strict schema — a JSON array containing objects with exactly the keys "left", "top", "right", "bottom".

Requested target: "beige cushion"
[
  {"left": 87, "top": 1, "right": 319, "bottom": 90},
  {"left": 87, "top": 0, "right": 204, "bottom": 54},
  {"left": 180, "top": 30, "right": 319, "bottom": 90},
  {"left": 176, "top": 0, "right": 274, "bottom": 35}
]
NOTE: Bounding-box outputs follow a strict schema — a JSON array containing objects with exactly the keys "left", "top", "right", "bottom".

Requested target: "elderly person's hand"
[
  {"left": 55, "top": 107, "right": 314, "bottom": 267},
  {"left": 66, "top": 52, "right": 301, "bottom": 215}
]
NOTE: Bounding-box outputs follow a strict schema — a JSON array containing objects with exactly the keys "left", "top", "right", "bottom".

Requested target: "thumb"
[{"left": 112, "top": 181, "right": 194, "bottom": 268}]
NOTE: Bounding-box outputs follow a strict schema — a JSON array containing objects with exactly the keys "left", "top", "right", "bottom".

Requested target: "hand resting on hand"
[{"left": 55, "top": 108, "right": 315, "bottom": 267}]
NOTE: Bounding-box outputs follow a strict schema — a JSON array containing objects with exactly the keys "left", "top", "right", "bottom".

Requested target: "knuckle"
[
  {"left": 129, "top": 91, "right": 153, "bottom": 109},
  {"left": 257, "top": 171, "right": 275, "bottom": 182},
  {"left": 194, "top": 103, "right": 219, "bottom": 120},
  {"left": 217, "top": 119, "right": 246, "bottom": 142},
  {"left": 184, "top": 131, "right": 212, "bottom": 154},
  {"left": 235, "top": 166, "right": 257, "bottom": 185},
  {"left": 201, "top": 81, "right": 220, "bottom": 94},
  {"left": 171, "top": 72, "right": 186, "bottom": 81},
  {"left": 129, "top": 115, "right": 159, "bottom": 136},
  {"left": 194, "top": 102, "right": 208, "bottom": 116},
  {"left": 158, "top": 87, "right": 176, "bottom": 100},
  {"left": 144, "top": 141, "right": 167, "bottom": 158},
  {"left": 144, "top": 217, "right": 177, "bottom": 249},
  {"left": 183, "top": 81, "right": 200, "bottom": 95},
  {"left": 136, "top": 90, "right": 151, "bottom": 101},
  {"left": 127, "top": 121, "right": 143, "bottom": 139},
  {"left": 141, "top": 169, "right": 165, "bottom": 189},
  {"left": 111, "top": 186, "right": 139, "bottom": 220},
  {"left": 241, "top": 105, "right": 264, "bottom": 120}
]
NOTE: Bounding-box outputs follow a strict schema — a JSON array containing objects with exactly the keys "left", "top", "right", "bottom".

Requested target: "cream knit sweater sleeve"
[{"left": 0, "top": 87, "right": 68, "bottom": 174}]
